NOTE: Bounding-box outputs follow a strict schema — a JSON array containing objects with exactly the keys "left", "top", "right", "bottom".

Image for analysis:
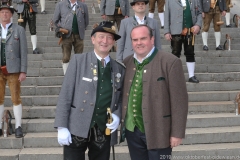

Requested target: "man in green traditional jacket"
[{"left": 121, "top": 25, "right": 188, "bottom": 160}]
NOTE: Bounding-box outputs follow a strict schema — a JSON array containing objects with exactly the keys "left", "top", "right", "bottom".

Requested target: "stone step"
[
  {"left": 4, "top": 81, "right": 240, "bottom": 96},
  {"left": 3, "top": 91, "right": 238, "bottom": 106}
]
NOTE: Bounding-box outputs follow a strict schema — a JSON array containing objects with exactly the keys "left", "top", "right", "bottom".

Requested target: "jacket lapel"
[
  {"left": 176, "top": 0, "right": 183, "bottom": 7},
  {"left": 90, "top": 51, "right": 98, "bottom": 90},
  {"left": 6, "top": 27, "right": 13, "bottom": 42}
]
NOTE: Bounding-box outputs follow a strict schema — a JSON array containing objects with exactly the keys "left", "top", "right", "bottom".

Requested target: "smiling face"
[
  {"left": 0, "top": 8, "right": 12, "bottom": 24},
  {"left": 131, "top": 26, "right": 154, "bottom": 60},
  {"left": 91, "top": 32, "right": 115, "bottom": 57},
  {"left": 132, "top": 2, "right": 146, "bottom": 14}
]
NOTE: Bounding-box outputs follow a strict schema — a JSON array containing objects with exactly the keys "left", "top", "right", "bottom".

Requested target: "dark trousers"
[
  {"left": 171, "top": 34, "right": 195, "bottom": 62},
  {"left": 64, "top": 128, "right": 111, "bottom": 160},
  {"left": 126, "top": 127, "right": 172, "bottom": 160},
  {"left": 18, "top": 4, "right": 37, "bottom": 35}
]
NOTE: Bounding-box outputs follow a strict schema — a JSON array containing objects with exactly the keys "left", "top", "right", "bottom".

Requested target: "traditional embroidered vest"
[
  {"left": 72, "top": 13, "right": 79, "bottom": 34},
  {"left": 183, "top": 0, "right": 193, "bottom": 28},
  {"left": 125, "top": 48, "right": 158, "bottom": 133},
  {"left": 90, "top": 60, "right": 112, "bottom": 131}
]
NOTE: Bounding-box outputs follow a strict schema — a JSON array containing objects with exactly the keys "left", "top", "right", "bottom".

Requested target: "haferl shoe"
[
  {"left": 203, "top": 45, "right": 208, "bottom": 51},
  {"left": 226, "top": 24, "right": 231, "bottom": 27},
  {"left": 189, "top": 76, "right": 199, "bottom": 83},
  {"left": 41, "top": 10, "right": 47, "bottom": 14},
  {"left": 15, "top": 126, "right": 23, "bottom": 138},
  {"left": 0, "top": 129, "right": 2, "bottom": 136},
  {"left": 216, "top": 45, "right": 223, "bottom": 50},
  {"left": 33, "top": 48, "right": 41, "bottom": 54}
]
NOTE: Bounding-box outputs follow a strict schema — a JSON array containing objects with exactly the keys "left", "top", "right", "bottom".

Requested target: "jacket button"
[
  {"left": 121, "top": 119, "right": 124, "bottom": 122},
  {"left": 90, "top": 103, "right": 94, "bottom": 106},
  {"left": 85, "top": 91, "right": 88, "bottom": 94},
  {"left": 81, "top": 108, "right": 84, "bottom": 112}
]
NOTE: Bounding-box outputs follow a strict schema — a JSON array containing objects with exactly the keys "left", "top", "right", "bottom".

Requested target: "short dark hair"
[{"left": 130, "top": 25, "right": 153, "bottom": 40}]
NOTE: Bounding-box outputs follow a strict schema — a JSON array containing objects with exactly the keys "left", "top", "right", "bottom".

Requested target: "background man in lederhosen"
[
  {"left": 0, "top": 5, "right": 28, "bottom": 138},
  {"left": 148, "top": 0, "right": 165, "bottom": 29},
  {"left": 13, "top": 0, "right": 40, "bottom": 54},
  {"left": 100, "top": 0, "right": 129, "bottom": 30},
  {"left": 54, "top": 21, "right": 125, "bottom": 160},
  {"left": 200, "top": 0, "right": 227, "bottom": 51},
  {"left": 164, "top": 0, "right": 202, "bottom": 83},
  {"left": 116, "top": 0, "right": 161, "bottom": 62},
  {"left": 225, "top": 0, "right": 232, "bottom": 27},
  {"left": 53, "top": 0, "right": 89, "bottom": 75}
]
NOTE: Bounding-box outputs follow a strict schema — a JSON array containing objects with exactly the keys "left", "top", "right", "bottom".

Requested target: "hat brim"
[
  {"left": 0, "top": 6, "right": 15, "bottom": 14},
  {"left": 130, "top": 1, "right": 149, "bottom": 6},
  {"left": 91, "top": 28, "right": 121, "bottom": 41}
]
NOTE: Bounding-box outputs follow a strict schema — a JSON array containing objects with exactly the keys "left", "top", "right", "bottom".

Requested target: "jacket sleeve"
[
  {"left": 168, "top": 58, "right": 188, "bottom": 138},
  {"left": 100, "top": 0, "right": 106, "bottom": 15},
  {"left": 153, "top": 20, "right": 161, "bottom": 50},
  {"left": 19, "top": 27, "right": 28, "bottom": 73},
  {"left": 83, "top": 3, "right": 89, "bottom": 29},
  {"left": 54, "top": 55, "right": 78, "bottom": 128},
  {"left": 164, "top": 0, "right": 170, "bottom": 35},
  {"left": 116, "top": 20, "right": 126, "bottom": 62},
  {"left": 195, "top": 0, "right": 202, "bottom": 28},
  {"left": 53, "top": 2, "right": 61, "bottom": 28}
]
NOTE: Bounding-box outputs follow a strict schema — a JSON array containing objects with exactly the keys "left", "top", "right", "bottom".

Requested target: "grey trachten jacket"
[
  {"left": 164, "top": 0, "right": 202, "bottom": 35},
  {"left": 116, "top": 16, "right": 161, "bottom": 61},
  {"left": 53, "top": 0, "right": 89, "bottom": 39},
  {"left": 100, "top": 0, "right": 130, "bottom": 16},
  {"left": 0, "top": 24, "right": 28, "bottom": 73},
  {"left": 199, "top": 0, "right": 227, "bottom": 12},
  {"left": 54, "top": 52, "right": 125, "bottom": 146},
  {"left": 13, "top": 0, "right": 38, "bottom": 13}
]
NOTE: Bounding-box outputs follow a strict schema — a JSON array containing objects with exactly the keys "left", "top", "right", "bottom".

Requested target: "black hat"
[
  {"left": 91, "top": 21, "right": 121, "bottom": 41},
  {"left": 130, "top": 0, "right": 149, "bottom": 6},
  {"left": 0, "top": 5, "right": 16, "bottom": 14}
]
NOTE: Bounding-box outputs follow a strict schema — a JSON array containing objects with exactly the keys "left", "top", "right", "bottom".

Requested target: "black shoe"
[
  {"left": 216, "top": 45, "right": 223, "bottom": 50},
  {"left": 41, "top": 10, "right": 47, "bottom": 14},
  {"left": 226, "top": 24, "right": 231, "bottom": 27},
  {"left": 161, "top": 26, "right": 164, "bottom": 29},
  {"left": 189, "top": 76, "right": 199, "bottom": 83},
  {"left": 203, "top": 45, "right": 208, "bottom": 51},
  {"left": 15, "top": 126, "right": 23, "bottom": 138},
  {"left": 33, "top": 48, "right": 41, "bottom": 54},
  {"left": 0, "top": 129, "right": 2, "bottom": 136}
]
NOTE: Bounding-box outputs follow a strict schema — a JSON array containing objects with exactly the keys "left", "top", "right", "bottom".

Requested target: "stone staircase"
[{"left": 1, "top": 0, "right": 240, "bottom": 159}]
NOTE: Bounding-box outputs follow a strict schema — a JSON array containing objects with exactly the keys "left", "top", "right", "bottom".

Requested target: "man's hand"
[
  {"left": 18, "top": 72, "right": 26, "bottom": 82},
  {"left": 124, "top": 16, "right": 129, "bottom": 19},
  {"left": 191, "top": 25, "right": 200, "bottom": 35},
  {"left": 202, "top": 12, "right": 205, "bottom": 18},
  {"left": 222, "top": 11, "right": 226, "bottom": 16},
  {"left": 101, "top": 15, "right": 107, "bottom": 20},
  {"left": 164, "top": 33, "right": 172, "bottom": 41},
  {"left": 58, "top": 128, "right": 72, "bottom": 146},
  {"left": 22, "top": 0, "right": 28, "bottom": 2},
  {"left": 106, "top": 113, "right": 120, "bottom": 133},
  {"left": 170, "top": 137, "right": 182, "bottom": 148}
]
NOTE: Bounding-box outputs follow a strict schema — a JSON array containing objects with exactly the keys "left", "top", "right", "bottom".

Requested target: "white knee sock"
[
  {"left": 13, "top": 104, "right": 22, "bottom": 129},
  {"left": 148, "top": 12, "right": 154, "bottom": 18},
  {"left": 40, "top": 0, "right": 45, "bottom": 12},
  {"left": 226, "top": 12, "right": 230, "bottom": 25},
  {"left": 158, "top": 13, "right": 164, "bottom": 27},
  {"left": 186, "top": 62, "right": 195, "bottom": 78},
  {"left": 214, "top": 32, "right": 221, "bottom": 47},
  {"left": 202, "top": 32, "right": 208, "bottom": 46},
  {"left": 31, "top": 35, "right": 37, "bottom": 50},
  {"left": 0, "top": 105, "right": 4, "bottom": 129},
  {"left": 62, "top": 63, "right": 69, "bottom": 75}
]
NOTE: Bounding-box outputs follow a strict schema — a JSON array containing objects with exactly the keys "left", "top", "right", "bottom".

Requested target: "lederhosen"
[
  {"left": 202, "top": 1, "right": 221, "bottom": 32},
  {"left": 17, "top": 2, "right": 37, "bottom": 35},
  {"left": 63, "top": 60, "right": 112, "bottom": 160},
  {"left": 106, "top": 0, "right": 124, "bottom": 30},
  {"left": 226, "top": 0, "right": 230, "bottom": 12},
  {"left": 149, "top": 0, "right": 165, "bottom": 13},
  {"left": 171, "top": 0, "right": 195, "bottom": 62}
]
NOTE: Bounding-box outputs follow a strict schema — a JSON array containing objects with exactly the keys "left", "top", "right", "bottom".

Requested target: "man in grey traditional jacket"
[
  {"left": 116, "top": 0, "right": 161, "bottom": 62},
  {"left": 53, "top": 0, "right": 89, "bottom": 75},
  {"left": 0, "top": 5, "right": 28, "bottom": 138},
  {"left": 164, "top": 0, "right": 202, "bottom": 83},
  {"left": 54, "top": 21, "right": 125, "bottom": 160}
]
